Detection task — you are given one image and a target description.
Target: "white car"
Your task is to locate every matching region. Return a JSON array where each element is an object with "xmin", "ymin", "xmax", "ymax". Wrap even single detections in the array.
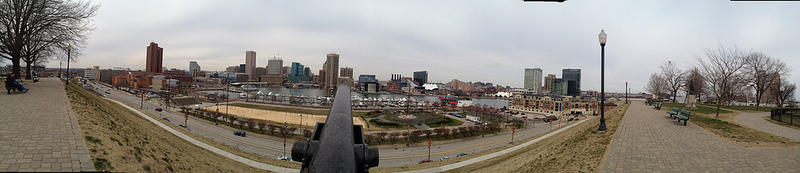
[
  {"xmin": 440, "ymin": 156, "xmax": 450, "ymax": 161},
  {"xmin": 277, "ymin": 156, "xmax": 291, "ymax": 161}
]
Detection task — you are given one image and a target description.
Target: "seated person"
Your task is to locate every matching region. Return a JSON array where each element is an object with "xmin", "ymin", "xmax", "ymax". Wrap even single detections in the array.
[{"xmin": 6, "ymin": 74, "xmax": 27, "ymax": 93}]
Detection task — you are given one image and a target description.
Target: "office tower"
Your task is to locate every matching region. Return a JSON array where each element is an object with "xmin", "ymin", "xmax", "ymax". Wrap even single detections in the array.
[
  {"xmin": 318, "ymin": 70, "xmax": 327, "ymax": 85},
  {"xmin": 325, "ymin": 53, "xmax": 339, "ymax": 90},
  {"xmin": 413, "ymin": 71, "xmax": 428, "ymax": 85},
  {"xmin": 562, "ymin": 68, "xmax": 581, "ymax": 96},
  {"xmin": 145, "ymin": 42, "xmax": 163, "ymax": 73},
  {"xmin": 524, "ymin": 68, "xmax": 542, "ymax": 94},
  {"xmin": 245, "ymin": 51, "xmax": 256, "ymax": 81},
  {"xmin": 189, "ymin": 61, "xmax": 200, "ymax": 77},
  {"xmin": 340, "ymin": 67, "xmax": 353, "ymax": 78},
  {"xmin": 267, "ymin": 57, "xmax": 283, "ymax": 75},
  {"xmin": 544, "ymin": 74, "xmax": 556, "ymax": 93}
]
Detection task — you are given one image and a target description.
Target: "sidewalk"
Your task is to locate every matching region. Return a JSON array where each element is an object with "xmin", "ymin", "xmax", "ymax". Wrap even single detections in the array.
[
  {"xmin": 0, "ymin": 78, "xmax": 94, "ymax": 172},
  {"xmin": 601, "ymin": 101, "xmax": 800, "ymax": 172}
]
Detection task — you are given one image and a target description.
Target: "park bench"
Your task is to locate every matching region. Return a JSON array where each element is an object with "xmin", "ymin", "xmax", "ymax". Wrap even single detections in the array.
[
  {"xmin": 654, "ymin": 102, "xmax": 662, "ymax": 110},
  {"xmin": 675, "ymin": 110, "xmax": 691, "ymax": 126},
  {"xmin": 666, "ymin": 107, "xmax": 680, "ymax": 118},
  {"xmin": 5, "ymin": 79, "xmax": 23, "ymax": 94}
]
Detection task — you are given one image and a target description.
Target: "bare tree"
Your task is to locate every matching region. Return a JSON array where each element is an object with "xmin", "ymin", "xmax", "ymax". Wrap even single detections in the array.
[
  {"xmin": 769, "ymin": 79, "xmax": 796, "ymax": 108},
  {"xmin": 256, "ymin": 121, "xmax": 266, "ymax": 133},
  {"xmin": 744, "ymin": 52, "xmax": 790, "ymax": 110},
  {"xmin": 267, "ymin": 124, "xmax": 277, "ymax": 135},
  {"xmin": 645, "ymin": 73, "xmax": 668, "ymax": 100},
  {"xmin": 694, "ymin": 44, "xmax": 747, "ymax": 119},
  {"xmin": 388, "ymin": 132, "xmax": 401, "ymax": 144},
  {"xmin": 660, "ymin": 61, "xmax": 685, "ymax": 102},
  {"xmin": 245, "ymin": 119, "xmax": 256, "ymax": 131},
  {"xmin": 0, "ymin": 0, "xmax": 98, "ymax": 78}
]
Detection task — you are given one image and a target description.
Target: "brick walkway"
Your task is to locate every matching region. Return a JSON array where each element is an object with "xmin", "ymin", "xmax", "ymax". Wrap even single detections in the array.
[
  {"xmin": 0, "ymin": 78, "xmax": 94, "ymax": 172},
  {"xmin": 602, "ymin": 101, "xmax": 800, "ymax": 172}
]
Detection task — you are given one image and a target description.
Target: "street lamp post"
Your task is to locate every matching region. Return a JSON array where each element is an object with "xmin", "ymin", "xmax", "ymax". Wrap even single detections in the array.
[
  {"xmin": 65, "ymin": 44, "xmax": 71, "ymax": 85},
  {"xmin": 598, "ymin": 30, "xmax": 608, "ymax": 131},
  {"xmin": 780, "ymin": 86, "xmax": 785, "ymax": 108}
]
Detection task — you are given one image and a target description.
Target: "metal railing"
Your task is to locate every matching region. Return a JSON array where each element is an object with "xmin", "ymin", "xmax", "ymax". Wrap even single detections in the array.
[
  {"xmin": 771, "ymin": 108, "xmax": 800, "ymax": 127},
  {"xmin": 292, "ymin": 84, "xmax": 379, "ymax": 173}
]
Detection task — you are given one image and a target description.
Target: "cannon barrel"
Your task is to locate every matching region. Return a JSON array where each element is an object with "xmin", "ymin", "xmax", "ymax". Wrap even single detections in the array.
[{"xmin": 292, "ymin": 84, "xmax": 379, "ymax": 173}]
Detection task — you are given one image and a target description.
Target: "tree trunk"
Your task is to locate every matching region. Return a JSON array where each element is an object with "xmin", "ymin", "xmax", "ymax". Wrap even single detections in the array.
[
  {"xmin": 755, "ymin": 90, "xmax": 762, "ymax": 111},
  {"xmin": 24, "ymin": 60, "xmax": 33, "ymax": 79},
  {"xmin": 715, "ymin": 101, "xmax": 721, "ymax": 120}
]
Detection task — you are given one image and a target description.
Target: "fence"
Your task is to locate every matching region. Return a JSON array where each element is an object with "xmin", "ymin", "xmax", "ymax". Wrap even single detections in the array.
[{"xmin": 770, "ymin": 108, "xmax": 800, "ymax": 127}]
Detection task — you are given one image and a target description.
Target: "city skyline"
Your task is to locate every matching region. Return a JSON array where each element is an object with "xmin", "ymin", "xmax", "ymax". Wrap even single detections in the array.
[{"xmin": 34, "ymin": 0, "xmax": 800, "ymax": 94}]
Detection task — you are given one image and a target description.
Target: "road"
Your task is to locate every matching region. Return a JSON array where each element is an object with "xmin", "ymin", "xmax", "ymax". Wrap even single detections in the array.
[{"xmin": 87, "ymin": 82, "xmax": 582, "ymax": 167}]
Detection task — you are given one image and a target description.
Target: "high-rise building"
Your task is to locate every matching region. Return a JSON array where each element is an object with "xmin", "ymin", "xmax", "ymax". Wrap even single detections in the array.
[
  {"xmin": 524, "ymin": 68, "xmax": 543, "ymax": 94},
  {"xmin": 391, "ymin": 74, "xmax": 402, "ymax": 81},
  {"xmin": 318, "ymin": 70, "xmax": 326, "ymax": 85},
  {"xmin": 289, "ymin": 62, "xmax": 310, "ymax": 82},
  {"xmin": 267, "ymin": 57, "xmax": 283, "ymax": 75},
  {"xmin": 239, "ymin": 64, "xmax": 246, "ymax": 73},
  {"xmin": 282, "ymin": 66, "xmax": 290, "ymax": 76},
  {"xmin": 544, "ymin": 74, "xmax": 556, "ymax": 93},
  {"xmin": 145, "ymin": 42, "xmax": 163, "ymax": 73},
  {"xmin": 413, "ymin": 71, "xmax": 428, "ymax": 85},
  {"xmin": 562, "ymin": 68, "xmax": 581, "ymax": 96},
  {"xmin": 189, "ymin": 61, "xmax": 201, "ymax": 77},
  {"xmin": 340, "ymin": 67, "xmax": 353, "ymax": 78},
  {"xmin": 325, "ymin": 53, "xmax": 339, "ymax": 90},
  {"xmin": 226, "ymin": 66, "xmax": 240, "ymax": 73},
  {"xmin": 245, "ymin": 51, "xmax": 256, "ymax": 81}
]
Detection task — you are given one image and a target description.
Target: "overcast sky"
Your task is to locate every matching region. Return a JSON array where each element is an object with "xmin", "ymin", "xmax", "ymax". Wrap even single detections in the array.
[{"xmin": 42, "ymin": 0, "xmax": 800, "ymax": 96}]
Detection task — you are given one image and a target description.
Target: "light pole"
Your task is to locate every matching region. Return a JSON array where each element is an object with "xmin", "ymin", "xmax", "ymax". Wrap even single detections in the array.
[
  {"xmin": 625, "ymin": 82, "xmax": 628, "ymax": 104},
  {"xmin": 598, "ymin": 30, "xmax": 608, "ymax": 131},
  {"xmin": 65, "ymin": 44, "xmax": 71, "ymax": 85},
  {"xmin": 780, "ymin": 86, "xmax": 785, "ymax": 108}
]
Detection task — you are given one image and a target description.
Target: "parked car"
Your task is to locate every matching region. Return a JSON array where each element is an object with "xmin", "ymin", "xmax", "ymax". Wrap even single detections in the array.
[
  {"xmin": 440, "ymin": 156, "xmax": 450, "ymax": 161},
  {"xmin": 277, "ymin": 156, "xmax": 291, "ymax": 161},
  {"xmin": 234, "ymin": 131, "xmax": 246, "ymax": 137},
  {"xmin": 155, "ymin": 108, "xmax": 162, "ymax": 112},
  {"xmin": 162, "ymin": 117, "xmax": 170, "ymax": 122},
  {"xmin": 418, "ymin": 159, "xmax": 433, "ymax": 164},
  {"xmin": 456, "ymin": 153, "xmax": 469, "ymax": 157}
]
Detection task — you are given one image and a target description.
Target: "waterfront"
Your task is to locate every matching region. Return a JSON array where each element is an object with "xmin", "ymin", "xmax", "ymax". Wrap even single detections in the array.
[{"xmin": 195, "ymin": 87, "xmax": 509, "ymax": 108}]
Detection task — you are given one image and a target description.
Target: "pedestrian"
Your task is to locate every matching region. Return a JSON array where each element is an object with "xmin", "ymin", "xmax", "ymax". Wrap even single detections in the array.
[{"xmin": 6, "ymin": 74, "xmax": 28, "ymax": 93}]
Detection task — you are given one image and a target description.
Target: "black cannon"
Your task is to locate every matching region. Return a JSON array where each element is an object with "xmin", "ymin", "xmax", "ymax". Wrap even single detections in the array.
[{"xmin": 292, "ymin": 84, "xmax": 379, "ymax": 172}]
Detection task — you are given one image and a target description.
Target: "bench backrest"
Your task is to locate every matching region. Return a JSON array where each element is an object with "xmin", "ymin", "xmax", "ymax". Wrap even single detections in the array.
[
  {"xmin": 680, "ymin": 110, "xmax": 691, "ymax": 117},
  {"xmin": 671, "ymin": 107, "xmax": 679, "ymax": 112}
]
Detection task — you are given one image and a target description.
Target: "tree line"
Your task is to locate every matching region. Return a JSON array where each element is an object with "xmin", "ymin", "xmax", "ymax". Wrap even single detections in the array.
[
  {"xmin": 0, "ymin": 0, "xmax": 97, "ymax": 79},
  {"xmin": 646, "ymin": 44, "xmax": 796, "ymax": 119}
]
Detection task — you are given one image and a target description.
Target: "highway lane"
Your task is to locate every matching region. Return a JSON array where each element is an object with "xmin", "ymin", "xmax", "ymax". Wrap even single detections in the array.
[{"xmin": 86, "ymin": 83, "xmax": 583, "ymax": 167}]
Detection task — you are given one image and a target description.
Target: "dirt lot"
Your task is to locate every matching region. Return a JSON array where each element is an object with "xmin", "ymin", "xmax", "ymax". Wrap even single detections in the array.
[
  {"xmin": 204, "ymin": 105, "xmax": 367, "ymax": 127},
  {"xmin": 67, "ymin": 82, "xmax": 275, "ymax": 172}
]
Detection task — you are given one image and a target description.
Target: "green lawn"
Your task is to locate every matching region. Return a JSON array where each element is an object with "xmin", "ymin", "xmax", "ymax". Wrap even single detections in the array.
[
  {"xmin": 661, "ymin": 102, "xmax": 732, "ymax": 114},
  {"xmin": 700, "ymin": 104, "xmax": 779, "ymax": 112}
]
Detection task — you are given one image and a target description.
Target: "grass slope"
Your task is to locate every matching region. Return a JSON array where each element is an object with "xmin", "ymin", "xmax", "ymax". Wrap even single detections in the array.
[{"xmin": 66, "ymin": 81, "xmax": 277, "ymax": 172}]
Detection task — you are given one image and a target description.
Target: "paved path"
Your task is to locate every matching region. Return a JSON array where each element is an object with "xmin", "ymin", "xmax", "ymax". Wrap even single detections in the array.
[
  {"xmin": 0, "ymin": 78, "xmax": 94, "ymax": 172},
  {"xmin": 725, "ymin": 108, "xmax": 800, "ymax": 142},
  {"xmin": 602, "ymin": 101, "xmax": 800, "ymax": 172}
]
